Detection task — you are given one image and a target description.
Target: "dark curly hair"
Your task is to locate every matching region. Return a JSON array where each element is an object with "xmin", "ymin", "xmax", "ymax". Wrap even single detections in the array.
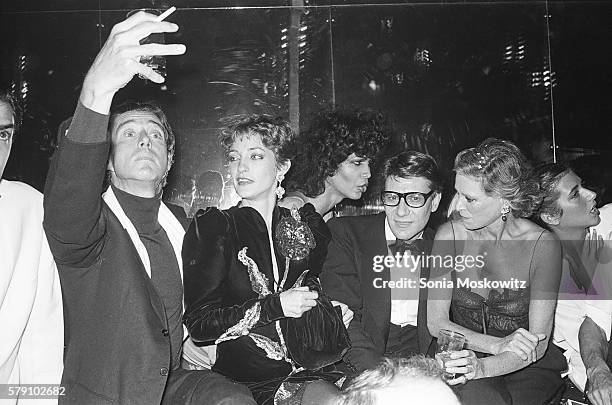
[
  {"xmin": 219, "ymin": 114, "xmax": 293, "ymax": 169},
  {"xmin": 284, "ymin": 108, "xmax": 391, "ymax": 197},
  {"xmin": 454, "ymin": 137, "xmax": 541, "ymax": 218}
]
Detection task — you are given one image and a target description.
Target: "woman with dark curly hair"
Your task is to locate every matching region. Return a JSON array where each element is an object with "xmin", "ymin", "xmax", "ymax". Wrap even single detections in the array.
[
  {"xmin": 427, "ymin": 138, "xmax": 566, "ymax": 405},
  {"xmin": 181, "ymin": 115, "xmax": 350, "ymax": 404},
  {"xmin": 279, "ymin": 108, "xmax": 390, "ymax": 220}
]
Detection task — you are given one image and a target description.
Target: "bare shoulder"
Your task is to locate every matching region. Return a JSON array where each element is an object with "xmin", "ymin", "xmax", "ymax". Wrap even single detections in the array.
[
  {"xmin": 513, "ymin": 218, "xmax": 552, "ymax": 240},
  {"xmin": 516, "ymin": 220, "xmax": 562, "ymax": 260}
]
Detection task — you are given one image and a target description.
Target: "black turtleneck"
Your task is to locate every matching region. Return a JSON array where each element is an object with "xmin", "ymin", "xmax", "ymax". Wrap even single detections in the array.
[{"xmin": 112, "ymin": 184, "xmax": 183, "ymax": 370}]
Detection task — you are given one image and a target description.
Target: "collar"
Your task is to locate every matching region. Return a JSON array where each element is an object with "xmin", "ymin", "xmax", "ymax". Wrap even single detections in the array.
[
  {"xmin": 102, "ymin": 186, "xmax": 185, "ymax": 279},
  {"xmin": 111, "ymin": 184, "xmax": 161, "ymax": 234}
]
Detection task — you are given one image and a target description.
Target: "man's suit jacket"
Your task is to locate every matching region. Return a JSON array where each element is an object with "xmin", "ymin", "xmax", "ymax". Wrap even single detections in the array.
[
  {"xmin": 321, "ymin": 212, "xmax": 435, "ymax": 372},
  {"xmin": 43, "ymin": 104, "xmax": 179, "ymax": 405}
]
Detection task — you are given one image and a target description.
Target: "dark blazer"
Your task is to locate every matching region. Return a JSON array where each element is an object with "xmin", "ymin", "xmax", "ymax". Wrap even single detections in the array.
[
  {"xmin": 43, "ymin": 104, "xmax": 177, "ymax": 405},
  {"xmin": 320, "ymin": 212, "xmax": 435, "ymax": 372}
]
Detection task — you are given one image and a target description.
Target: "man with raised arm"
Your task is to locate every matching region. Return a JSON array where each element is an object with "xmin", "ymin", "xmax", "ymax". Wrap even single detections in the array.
[{"xmin": 43, "ymin": 11, "xmax": 254, "ymax": 405}]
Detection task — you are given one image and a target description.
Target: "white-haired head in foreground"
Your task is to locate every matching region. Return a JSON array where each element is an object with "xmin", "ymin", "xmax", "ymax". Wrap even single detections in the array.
[{"xmin": 337, "ymin": 356, "xmax": 461, "ymax": 405}]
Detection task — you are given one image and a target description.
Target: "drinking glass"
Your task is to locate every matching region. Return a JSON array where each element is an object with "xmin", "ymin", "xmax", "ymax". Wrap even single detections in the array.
[
  {"xmin": 126, "ymin": 8, "xmax": 167, "ymax": 78},
  {"xmin": 435, "ymin": 329, "xmax": 466, "ymax": 381}
]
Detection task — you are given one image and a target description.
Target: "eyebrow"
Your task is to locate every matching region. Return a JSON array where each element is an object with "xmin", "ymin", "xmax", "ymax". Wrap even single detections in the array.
[
  {"xmin": 228, "ymin": 147, "xmax": 265, "ymax": 153},
  {"xmin": 455, "ymin": 189, "xmax": 474, "ymax": 198},
  {"xmin": 568, "ymin": 184, "xmax": 579, "ymax": 196},
  {"xmin": 0, "ymin": 123, "xmax": 15, "ymax": 130},
  {"xmin": 385, "ymin": 190, "xmax": 432, "ymax": 194},
  {"xmin": 116, "ymin": 119, "xmax": 164, "ymax": 135}
]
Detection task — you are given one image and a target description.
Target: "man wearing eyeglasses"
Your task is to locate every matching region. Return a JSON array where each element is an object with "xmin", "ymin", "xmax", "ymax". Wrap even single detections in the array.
[{"xmin": 321, "ymin": 150, "xmax": 443, "ymax": 373}]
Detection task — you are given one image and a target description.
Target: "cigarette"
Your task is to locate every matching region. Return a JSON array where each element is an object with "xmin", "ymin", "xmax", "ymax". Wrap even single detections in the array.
[{"xmin": 155, "ymin": 6, "xmax": 176, "ymax": 22}]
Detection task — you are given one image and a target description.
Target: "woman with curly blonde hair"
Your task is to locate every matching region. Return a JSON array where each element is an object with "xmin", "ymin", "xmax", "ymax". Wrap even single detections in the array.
[{"xmin": 427, "ymin": 138, "xmax": 566, "ymax": 405}]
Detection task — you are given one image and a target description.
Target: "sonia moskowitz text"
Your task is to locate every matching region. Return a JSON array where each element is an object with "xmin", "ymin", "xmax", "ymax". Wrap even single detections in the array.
[{"xmin": 372, "ymin": 277, "xmax": 528, "ymax": 290}]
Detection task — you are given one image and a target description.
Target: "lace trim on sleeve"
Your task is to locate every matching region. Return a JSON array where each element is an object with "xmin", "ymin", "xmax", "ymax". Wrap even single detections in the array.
[
  {"xmin": 215, "ymin": 302, "xmax": 261, "ymax": 344},
  {"xmin": 238, "ymin": 247, "xmax": 272, "ymax": 297},
  {"xmin": 249, "ymin": 333, "xmax": 287, "ymax": 361}
]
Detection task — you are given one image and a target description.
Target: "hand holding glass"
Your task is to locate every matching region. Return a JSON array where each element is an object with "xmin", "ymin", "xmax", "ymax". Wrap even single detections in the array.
[
  {"xmin": 126, "ymin": 6, "xmax": 176, "ymax": 78},
  {"xmin": 435, "ymin": 329, "xmax": 467, "ymax": 381}
]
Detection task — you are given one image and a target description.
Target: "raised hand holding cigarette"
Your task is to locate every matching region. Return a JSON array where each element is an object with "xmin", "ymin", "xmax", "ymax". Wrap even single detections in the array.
[
  {"xmin": 155, "ymin": 6, "xmax": 177, "ymax": 22},
  {"xmin": 80, "ymin": 6, "xmax": 185, "ymax": 114}
]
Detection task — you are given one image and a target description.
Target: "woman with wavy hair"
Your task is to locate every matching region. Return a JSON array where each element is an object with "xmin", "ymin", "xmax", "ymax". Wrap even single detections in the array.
[
  {"xmin": 182, "ymin": 115, "xmax": 349, "ymax": 404},
  {"xmin": 427, "ymin": 138, "xmax": 566, "ymax": 405},
  {"xmin": 279, "ymin": 108, "xmax": 390, "ymax": 220}
]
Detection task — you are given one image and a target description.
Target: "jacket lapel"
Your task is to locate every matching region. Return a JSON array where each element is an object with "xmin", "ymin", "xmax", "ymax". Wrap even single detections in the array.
[
  {"xmin": 103, "ymin": 205, "xmax": 168, "ymax": 326},
  {"xmin": 417, "ymin": 227, "xmax": 435, "ymax": 354},
  {"xmin": 361, "ymin": 213, "xmax": 392, "ymax": 342}
]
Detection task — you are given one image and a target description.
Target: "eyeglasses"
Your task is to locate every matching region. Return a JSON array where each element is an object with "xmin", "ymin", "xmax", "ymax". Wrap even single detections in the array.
[{"xmin": 381, "ymin": 190, "xmax": 435, "ymax": 208}]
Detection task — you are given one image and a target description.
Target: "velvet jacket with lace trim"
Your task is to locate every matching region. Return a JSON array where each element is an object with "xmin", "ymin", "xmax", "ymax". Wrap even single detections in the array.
[{"xmin": 182, "ymin": 203, "xmax": 331, "ymax": 383}]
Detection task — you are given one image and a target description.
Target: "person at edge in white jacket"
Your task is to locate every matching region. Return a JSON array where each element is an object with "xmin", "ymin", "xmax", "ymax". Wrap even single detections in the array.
[{"xmin": 0, "ymin": 90, "xmax": 63, "ymax": 404}]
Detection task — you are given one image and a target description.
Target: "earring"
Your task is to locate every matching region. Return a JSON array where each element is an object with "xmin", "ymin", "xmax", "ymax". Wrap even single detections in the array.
[
  {"xmin": 276, "ymin": 175, "xmax": 285, "ymax": 199},
  {"xmin": 501, "ymin": 205, "xmax": 510, "ymax": 222}
]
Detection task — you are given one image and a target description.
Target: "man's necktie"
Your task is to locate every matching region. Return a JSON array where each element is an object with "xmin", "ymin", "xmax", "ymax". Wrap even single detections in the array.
[{"xmin": 389, "ymin": 239, "xmax": 421, "ymax": 301}]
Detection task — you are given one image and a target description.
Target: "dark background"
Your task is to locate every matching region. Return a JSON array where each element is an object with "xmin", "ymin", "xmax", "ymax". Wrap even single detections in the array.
[{"xmin": 1, "ymin": 0, "xmax": 611, "ymax": 211}]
